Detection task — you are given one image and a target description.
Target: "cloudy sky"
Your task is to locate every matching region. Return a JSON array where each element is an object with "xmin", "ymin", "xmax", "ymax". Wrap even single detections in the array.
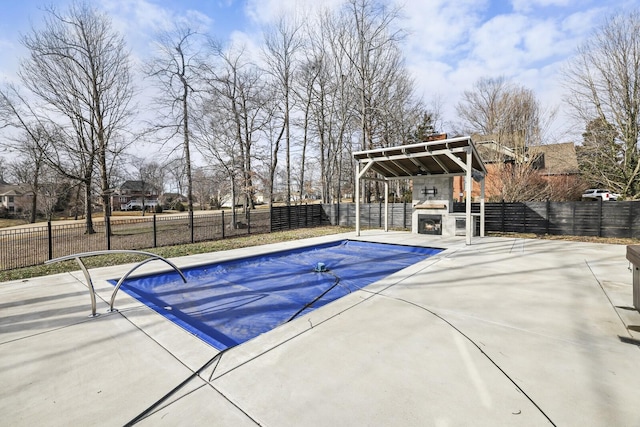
[{"xmin": 0, "ymin": 0, "xmax": 637, "ymax": 143}]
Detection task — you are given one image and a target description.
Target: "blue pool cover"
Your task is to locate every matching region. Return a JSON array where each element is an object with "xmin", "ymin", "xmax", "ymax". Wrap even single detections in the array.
[{"xmin": 111, "ymin": 240, "xmax": 441, "ymax": 350}]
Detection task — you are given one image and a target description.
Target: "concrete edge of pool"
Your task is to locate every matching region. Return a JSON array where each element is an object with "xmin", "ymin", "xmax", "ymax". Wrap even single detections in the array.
[{"xmin": 2, "ymin": 230, "xmax": 640, "ymax": 426}]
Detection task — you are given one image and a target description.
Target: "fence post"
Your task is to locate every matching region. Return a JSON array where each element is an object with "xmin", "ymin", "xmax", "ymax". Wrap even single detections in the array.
[
  {"xmin": 247, "ymin": 209, "xmax": 251, "ymax": 234},
  {"xmin": 48, "ymin": 221, "xmax": 53, "ymax": 260},
  {"xmin": 379, "ymin": 202, "xmax": 382, "ymax": 228},
  {"xmin": 403, "ymin": 202, "xmax": 407, "ymax": 229},
  {"xmin": 221, "ymin": 210, "xmax": 225, "ymax": 238},
  {"xmin": 598, "ymin": 199, "xmax": 603, "ymax": 237},
  {"xmin": 522, "ymin": 203, "xmax": 527, "ymax": 233},
  {"xmin": 501, "ymin": 201, "xmax": 505, "ymax": 232},
  {"xmin": 106, "ymin": 216, "xmax": 111, "ymax": 251},
  {"xmin": 546, "ymin": 200, "xmax": 550, "ymax": 235},
  {"xmin": 153, "ymin": 214, "xmax": 157, "ymax": 248},
  {"xmin": 190, "ymin": 211, "xmax": 194, "ymax": 243},
  {"xmin": 347, "ymin": 204, "xmax": 350, "ymax": 227},
  {"xmin": 629, "ymin": 202, "xmax": 634, "ymax": 239}
]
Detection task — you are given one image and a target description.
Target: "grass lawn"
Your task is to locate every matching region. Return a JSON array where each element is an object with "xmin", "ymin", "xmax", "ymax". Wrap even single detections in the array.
[{"xmin": 0, "ymin": 218, "xmax": 27, "ymax": 228}]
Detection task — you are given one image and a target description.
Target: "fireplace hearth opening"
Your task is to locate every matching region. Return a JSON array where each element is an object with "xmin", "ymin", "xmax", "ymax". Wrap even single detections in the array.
[{"xmin": 418, "ymin": 215, "xmax": 442, "ymax": 235}]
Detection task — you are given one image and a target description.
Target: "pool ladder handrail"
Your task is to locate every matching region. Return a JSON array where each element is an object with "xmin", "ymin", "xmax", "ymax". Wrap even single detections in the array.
[{"xmin": 45, "ymin": 250, "xmax": 187, "ymax": 317}]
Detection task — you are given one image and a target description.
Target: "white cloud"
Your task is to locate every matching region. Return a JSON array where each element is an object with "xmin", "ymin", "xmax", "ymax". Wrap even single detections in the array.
[
  {"xmin": 245, "ymin": 0, "xmax": 343, "ymax": 25},
  {"xmin": 401, "ymin": 0, "xmax": 487, "ymax": 60},
  {"xmin": 511, "ymin": 0, "xmax": 572, "ymax": 13},
  {"xmin": 560, "ymin": 8, "xmax": 605, "ymax": 36},
  {"xmin": 0, "ymin": 38, "xmax": 23, "ymax": 85},
  {"xmin": 399, "ymin": 0, "xmax": 617, "ymax": 136},
  {"xmin": 101, "ymin": 0, "xmax": 173, "ymax": 32}
]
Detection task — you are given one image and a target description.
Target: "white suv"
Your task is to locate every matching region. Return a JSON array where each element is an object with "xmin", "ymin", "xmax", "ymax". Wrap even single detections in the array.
[{"xmin": 581, "ymin": 189, "xmax": 620, "ymax": 201}]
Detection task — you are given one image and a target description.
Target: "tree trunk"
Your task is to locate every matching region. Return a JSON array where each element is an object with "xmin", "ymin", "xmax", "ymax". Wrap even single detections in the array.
[{"xmin": 83, "ymin": 180, "xmax": 95, "ymax": 234}]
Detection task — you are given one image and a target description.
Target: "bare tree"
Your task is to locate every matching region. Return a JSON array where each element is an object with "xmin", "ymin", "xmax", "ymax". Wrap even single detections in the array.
[
  {"xmin": 191, "ymin": 167, "xmax": 217, "ymax": 210},
  {"xmin": 334, "ymin": 0, "xmax": 409, "ymax": 202},
  {"xmin": 123, "ymin": 156, "xmax": 164, "ymax": 215},
  {"xmin": 339, "ymin": 0, "xmax": 403, "ymax": 149},
  {"xmin": 456, "ymin": 76, "xmax": 546, "ymax": 156},
  {"xmin": 0, "ymin": 87, "xmax": 49, "ymax": 223},
  {"xmin": 262, "ymin": 15, "xmax": 304, "ymax": 206},
  {"xmin": 195, "ymin": 42, "xmax": 269, "ymax": 226},
  {"xmin": 206, "ymin": 42, "xmax": 266, "ymax": 211},
  {"xmin": 145, "ymin": 26, "xmax": 204, "ymax": 215},
  {"xmin": 564, "ymin": 10, "xmax": 640, "ymax": 199},
  {"xmin": 7, "ymin": 129, "xmax": 49, "ymax": 222},
  {"xmin": 9, "ymin": 158, "xmax": 65, "ymax": 220},
  {"xmin": 164, "ymin": 157, "xmax": 187, "ymax": 199},
  {"xmin": 16, "ymin": 3, "xmax": 134, "ymax": 232},
  {"xmin": 0, "ymin": 157, "xmax": 6, "ymax": 182},
  {"xmin": 485, "ymin": 160, "xmax": 550, "ymax": 202},
  {"xmin": 261, "ymin": 86, "xmax": 285, "ymax": 206}
]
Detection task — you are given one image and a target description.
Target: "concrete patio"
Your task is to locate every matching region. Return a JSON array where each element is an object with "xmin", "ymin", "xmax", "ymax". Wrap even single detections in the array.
[{"xmin": 1, "ymin": 231, "xmax": 639, "ymax": 426}]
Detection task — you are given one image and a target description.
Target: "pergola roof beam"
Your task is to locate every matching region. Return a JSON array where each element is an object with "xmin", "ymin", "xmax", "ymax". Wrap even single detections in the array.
[
  {"xmin": 430, "ymin": 154, "xmax": 449, "ymax": 173},
  {"xmin": 443, "ymin": 150, "xmax": 469, "ymax": 171},
  {"xmin": 403, "ymin": 150, "xmax": 431, "ymax": 174},
  {"xmin": 388, "ymin": 157, "xmax": 414, "ymax": 176}
]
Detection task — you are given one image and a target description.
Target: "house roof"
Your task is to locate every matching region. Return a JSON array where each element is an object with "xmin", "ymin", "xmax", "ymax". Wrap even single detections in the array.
[
  {"xmin": 0, "ymin": 181, "xmax": 30, "ymax": 196},
  {"xmin": 473, "ymin": 139, "xmax": 580, "ymax": 175},
  {"xmin": 529, "ymin": 142, "xmax": 580, "ymax": 175},
  {"xmin": 118, "ymin": 180, "xmax": 160, "ymax": 193},
  {"xmin": 352, "ymin": 136, "xmax": 487, "ymax": 179}
]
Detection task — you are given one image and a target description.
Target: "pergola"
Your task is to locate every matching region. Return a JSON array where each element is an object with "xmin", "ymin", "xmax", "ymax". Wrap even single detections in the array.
[{"xmin": 352, "ymin": 135, "xmax": 487, "ymax": 245}]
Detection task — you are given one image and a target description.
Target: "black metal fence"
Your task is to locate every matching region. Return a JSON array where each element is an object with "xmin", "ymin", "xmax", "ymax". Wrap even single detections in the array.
[{"xmin": 0, "ymin": 210, "xmax": 270, "ymax": 272}]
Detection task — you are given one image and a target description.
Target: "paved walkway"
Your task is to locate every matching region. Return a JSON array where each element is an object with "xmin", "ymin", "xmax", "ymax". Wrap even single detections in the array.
[{"xmin": 1, "ymin": 231, "xmax": 639, "ymax": 426}]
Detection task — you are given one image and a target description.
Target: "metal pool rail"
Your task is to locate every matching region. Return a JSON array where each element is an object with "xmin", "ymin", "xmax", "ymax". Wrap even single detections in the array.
[{"xmin": 45, "ymin": 250, "xmax": 187, "ymax": 317}]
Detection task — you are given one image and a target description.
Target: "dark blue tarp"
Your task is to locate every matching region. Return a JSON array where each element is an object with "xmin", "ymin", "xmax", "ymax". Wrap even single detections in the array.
[{"xmin": 110, "ymin": 240, "xmax": 441, "ymax": 350}]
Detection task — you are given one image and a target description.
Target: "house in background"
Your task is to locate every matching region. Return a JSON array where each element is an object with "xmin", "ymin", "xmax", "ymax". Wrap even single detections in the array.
[
  {"xmin": 528, "ymin": 142, "xmax": 580, "ymax": 178},
  {"xmin": 0, "ymin": 179, "xmax": 33, "ymax": 216},
  {"xmin": 158, "ymin": 192, "xmax": 187, "ymax": 210},
  {"xmin": 111, "ymin": 180, "xmax": 160, "ymax": 211},
  {"xmin": 452, "ymin": 140, "xmax": 582, "ymax": 202}
]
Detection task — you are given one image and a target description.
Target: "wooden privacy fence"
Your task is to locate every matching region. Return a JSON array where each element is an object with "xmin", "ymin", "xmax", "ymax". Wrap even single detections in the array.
[
  {"xmin": 321, "ymin": 203, "xmax": 411, "ymax": 229},
  {"xmin": 319, "ymin": 201, "xmax": 640, "ymax": 238},
  {"xmin": 270, "ymin": 204, "xmax": 328, "ymax": 231},
  {"xmin": 453, "ymin": 201, "xmax": 640, "ymax": 238}
]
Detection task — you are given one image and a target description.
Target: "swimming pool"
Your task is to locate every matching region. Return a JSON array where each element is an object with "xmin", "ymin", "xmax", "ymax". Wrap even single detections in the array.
[{"xmin": 110, "ymin": 240, "xmax": 441, "ymax": 350}]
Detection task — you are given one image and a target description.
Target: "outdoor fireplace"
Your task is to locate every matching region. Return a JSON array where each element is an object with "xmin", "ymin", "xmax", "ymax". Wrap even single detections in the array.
[{"xmin": 418, "ymin": 215, "xmax": 442, "ymax": 235}]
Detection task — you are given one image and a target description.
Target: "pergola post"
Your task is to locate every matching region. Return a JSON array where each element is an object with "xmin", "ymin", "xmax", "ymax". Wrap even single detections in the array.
[
  {"xmin": 355, "ymin": 162, "xmax": 361, "ymax": 236},
  {"xmin": 384, "ymin": 180, "xmax": 389, "ymax": 232},
  {"xmin": 480, "ymin": 177, "xmax": 485, "ymax": 237},
  {"xmin": 465, "ymin": 148, "xmax": 472, "ymax": 245}
]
